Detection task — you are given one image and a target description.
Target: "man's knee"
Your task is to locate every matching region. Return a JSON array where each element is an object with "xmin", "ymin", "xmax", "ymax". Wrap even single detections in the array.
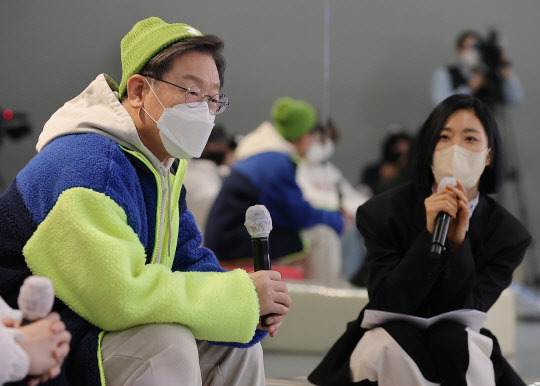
[
  {"xmin": 311, "ymin": 225, "xmax": 342, "ymax": 264},
  {"xmin": 102, "ymin": 323, "xmax": 200, "ymax": 385},
  {"xmin": 144, "ymin": 323, "xmax": 198, "ymax": 359},
  {"xmin": 305, "ymin": 224, "xmax": 340, "ymax": 244},
  {"xmin": 197, "ymin": 342, "xmax": 265, "ymax": 385}
]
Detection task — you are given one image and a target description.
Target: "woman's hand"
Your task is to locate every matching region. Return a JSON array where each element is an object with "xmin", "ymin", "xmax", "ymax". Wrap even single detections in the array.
[
  {"xmin": 425, "ymin": 180, "xmax": 469, "ymax": 251},
  {"xmin": 17, "ymin": 312, "xmax": 71, "ymax": 383}
]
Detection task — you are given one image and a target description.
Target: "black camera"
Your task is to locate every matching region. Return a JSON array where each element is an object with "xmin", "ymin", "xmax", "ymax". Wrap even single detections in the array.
[
  {"xmin": 477, "ymin": 30, "xmax": 504, "ymax": 72},
  {"xmin": 475, "ymin": 30, "xmax": 506, "ymax": 108},
  {"xmin": 0, "ymin": 107, "xmax": 32, "ymax": 146}
]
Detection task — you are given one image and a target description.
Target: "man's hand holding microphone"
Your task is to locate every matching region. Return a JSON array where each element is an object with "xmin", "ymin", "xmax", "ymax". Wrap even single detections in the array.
[{"xmin": 245, "ymin": 205, "xmax": 291, "ymax": 338}]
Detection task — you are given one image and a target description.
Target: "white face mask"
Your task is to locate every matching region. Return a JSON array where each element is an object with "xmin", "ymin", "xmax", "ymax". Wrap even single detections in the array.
[
  {"xmin": 459, "ymin": 48, "xmax": 481, "ymax": 70},
  {"xmin": 432, "ymin": 145, "xmax": 490, "ymax": 190},
  {"xmin": 305, "ymin": 140, "xmax": 335, "ymax": 163},
  {"xmin": 142, "ymin": 79, "xmax": 215, "ymax": 159}
]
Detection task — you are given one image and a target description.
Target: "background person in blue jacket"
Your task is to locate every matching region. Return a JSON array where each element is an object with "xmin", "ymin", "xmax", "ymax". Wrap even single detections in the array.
[{"xmin": 206, "ymin": 97, "xmax": 349, "ymax": 283}]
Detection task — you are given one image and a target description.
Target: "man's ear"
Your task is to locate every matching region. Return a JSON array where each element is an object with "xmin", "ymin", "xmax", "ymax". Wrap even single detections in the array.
[{"xmin": 125, "ymin": 75, "xmax": 147, "ymax": 109}]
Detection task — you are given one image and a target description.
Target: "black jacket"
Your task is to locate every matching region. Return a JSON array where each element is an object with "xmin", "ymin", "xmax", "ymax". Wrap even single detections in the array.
[{"xmin": 309, "ymin": 182, "xmax": 531, "ymax": 385}]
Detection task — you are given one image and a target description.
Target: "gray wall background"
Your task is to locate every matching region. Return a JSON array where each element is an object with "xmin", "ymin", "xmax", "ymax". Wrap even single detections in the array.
[{"xmin": 1, "ymin": 1, "xmax": 539, "ymax": 278}]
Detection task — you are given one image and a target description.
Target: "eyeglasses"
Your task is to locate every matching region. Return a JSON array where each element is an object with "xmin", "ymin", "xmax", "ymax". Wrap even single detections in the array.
[{"xmin": 142, "ymin": 74, "xmax": 229, "ymax": 115}]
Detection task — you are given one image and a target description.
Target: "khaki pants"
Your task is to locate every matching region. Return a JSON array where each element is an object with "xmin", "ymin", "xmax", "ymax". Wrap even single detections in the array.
[
  {"xmin": 302, "ymin": 225, "xmax": 342, "ymax": 284},
  {"xmin": 101, "ymin": 323, "xmax": 265, "ymax": 386}
]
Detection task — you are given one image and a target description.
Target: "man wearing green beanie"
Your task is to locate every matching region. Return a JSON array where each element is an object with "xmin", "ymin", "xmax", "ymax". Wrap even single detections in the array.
[
  {"xmin": 0, "ymin": 17, "xmax": 291, "ymax": 385},
  {"xmin": 206, "ymin": 97, "xmax": 346, "ymax": 281}
]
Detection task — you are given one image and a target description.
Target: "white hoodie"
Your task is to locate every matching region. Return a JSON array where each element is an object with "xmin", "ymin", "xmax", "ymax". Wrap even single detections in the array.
[
  {"xmin": 38, "ymin": 73, "xmax": 177, "ymax": 263},
  {"xmin": 37, "ymin": 74, "xmax": 165, "ymax": 170},
  {"xmin": 234, "ymin": 121, "xmax": 296, "ymax": 161}
]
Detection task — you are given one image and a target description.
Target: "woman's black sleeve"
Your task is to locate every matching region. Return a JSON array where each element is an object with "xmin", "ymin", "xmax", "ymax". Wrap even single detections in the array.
[
  {"xmin": 357, "ymin": 203, "xmax": 447, "ymax": 314},
  {"xmin": 433, "ymin": 207, "xmax": 531, "ymax": 312}
]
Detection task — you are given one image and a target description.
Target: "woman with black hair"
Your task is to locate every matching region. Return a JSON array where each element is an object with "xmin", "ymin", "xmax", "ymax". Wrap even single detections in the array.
[{"xmin": 309, "ymin": 94, "xmax": 530, "ymax": 386}]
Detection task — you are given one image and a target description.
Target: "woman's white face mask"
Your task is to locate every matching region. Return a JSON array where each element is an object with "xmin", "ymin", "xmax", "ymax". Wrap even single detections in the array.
[
  {"xmin": 142, "ymin": 78, "xmax": 215, "ymax": 159},
  {"xmin": 431, "ymin": 145, "xmax": 490, "ymax": 190}
]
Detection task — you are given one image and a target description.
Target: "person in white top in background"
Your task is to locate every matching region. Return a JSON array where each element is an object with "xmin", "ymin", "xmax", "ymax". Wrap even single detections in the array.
[
  {"xmin": 297, "ymin": 120, "xmax": 371, "ymax": 280},
  {"xmin": 184, "ymin": 125, "xmax": 237, "ymax": 239}
]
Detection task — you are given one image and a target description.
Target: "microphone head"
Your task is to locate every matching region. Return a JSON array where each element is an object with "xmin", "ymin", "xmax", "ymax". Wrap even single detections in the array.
[
  {"xmin": 245, "ymin": 205, "xmax": 273, "ymax": 238},
  {"xmin": 437, "ymin": 176, "xmax": 458, "ymax": 191},
  {"xmin": 17, "ymin": 276, "xmax": 55, "ymax": 321}
]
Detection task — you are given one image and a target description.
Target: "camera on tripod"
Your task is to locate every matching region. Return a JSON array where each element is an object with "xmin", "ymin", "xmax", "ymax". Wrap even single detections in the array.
[
  {"xmin": 474, "ymin": 30, "xmax": 509, "ymax": 108},
  {"xmin": 0, "ymin": 107, "xmax": 32, "ymax": 147}
]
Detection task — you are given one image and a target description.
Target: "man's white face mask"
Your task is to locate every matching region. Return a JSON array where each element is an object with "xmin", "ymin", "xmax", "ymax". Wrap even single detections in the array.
[
  {"xmin": 305, "ymin": 140, "xmax": 335, "ymax": 164},
  {"xmin": 142, "ymin": 78, "xmax": 215, "ymax": 159},
  {"xmin": 431, "ymin": 145, "xmax": 490, "ymax": 190},
  {"xmin": 459, "ymin": 48, "xmax": 481, "ymax": 70}
]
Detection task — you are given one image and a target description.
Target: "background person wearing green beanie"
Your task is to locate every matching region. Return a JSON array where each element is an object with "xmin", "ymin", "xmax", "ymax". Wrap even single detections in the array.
[
  {"xmin": 0, "ymin": 17, "xmax": 291, "ymax": 386},
  {"xmin": 205, "ymin": 97, "xmax": 348, "ymax": 283}
]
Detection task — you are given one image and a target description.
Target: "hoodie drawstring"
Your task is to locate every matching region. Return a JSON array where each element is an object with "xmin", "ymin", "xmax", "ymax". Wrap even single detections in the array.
[{"xmin": 167, "ymin": 170, "xmax": 173, "ymax": 259}]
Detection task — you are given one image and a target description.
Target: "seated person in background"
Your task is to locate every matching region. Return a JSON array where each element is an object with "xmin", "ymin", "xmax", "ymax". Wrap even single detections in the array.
[
  {"xmin": 184, "ymin": 125, "xmax": 235, "ymax": 238},
  {"xmin": 360, "ymin": 128, "xmax": 413, "ymax": 195},
  {"xmin": 296, "ymin": 119, "xmax": 370, "ymax": 279},
  {"xmin": 310, "ymin": 94, "xmax": 530, "ymax": 385},
  {"xmin": 430, "ymin": 30, "xmax": 524, "ymax": 108},
  {"xmin": 0, "ymin": 296, "xmax": 70, "ymax": 386},
  {"xmin": 206, "ymin": 97, "xmax": 347, "ymax": 283},
  {"xmin": 0, "ymin": 17, "xmax": 290, "ymax": 386}
]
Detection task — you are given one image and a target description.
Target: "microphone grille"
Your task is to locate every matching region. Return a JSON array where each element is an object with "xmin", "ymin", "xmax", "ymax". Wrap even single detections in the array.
[
  {"xmin": 17, "ymin": 276, "xmax": 55, "ymax": 321},
  {"xmin": 245, "ymin": 205, "xmax": 273, "ymax": 238},
  {"xmin": 437, "ymin": 176, "xmax": 457, "ymax": 191}
]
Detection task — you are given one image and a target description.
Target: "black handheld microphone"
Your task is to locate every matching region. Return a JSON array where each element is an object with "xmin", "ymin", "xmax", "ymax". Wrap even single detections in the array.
[
  {"xmin": 245, "ymin": 205, "xmax": 273, "ymax": 327},
  {"xmin": 430, "ymin": 177, "xmax": 458, "ymax": 259}
]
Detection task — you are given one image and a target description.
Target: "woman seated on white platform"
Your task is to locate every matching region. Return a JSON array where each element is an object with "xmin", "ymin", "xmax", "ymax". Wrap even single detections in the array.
[{"xmin": 309, "ymin": 94, "xmax": 530, "ymax": 386}]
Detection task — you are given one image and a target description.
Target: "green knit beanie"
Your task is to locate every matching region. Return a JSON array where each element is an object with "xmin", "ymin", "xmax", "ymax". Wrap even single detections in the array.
[
  {"xmin": 118, "ymin": 17, "xmax": 203, "ymax": 99},
  {"xmin": 271, "ymin": 97, "xmax": 318, "ymax": 141}
]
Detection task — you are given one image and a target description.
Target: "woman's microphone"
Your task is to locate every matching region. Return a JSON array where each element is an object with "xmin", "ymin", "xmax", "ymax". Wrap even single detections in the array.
[
  {"xmin": 17, "ymin": 276, "xmax": 55, "ymax": 325},
  {"xmin": 244, "ymin": 205, "xmax": 273, "ymax": 326},
  {"xmin": 430, "ymin": 177, "xmax": 458, "ymax": 259}
]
